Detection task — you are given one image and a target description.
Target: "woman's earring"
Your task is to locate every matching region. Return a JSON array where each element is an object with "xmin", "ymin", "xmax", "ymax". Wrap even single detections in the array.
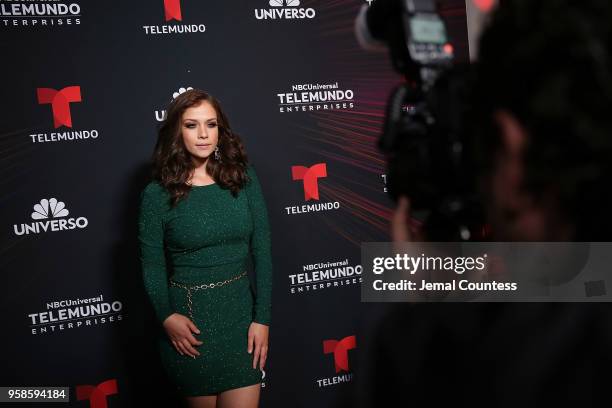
[{"xmin": 214, "ymin": 145, "xmax": 221, "ymax": 161}]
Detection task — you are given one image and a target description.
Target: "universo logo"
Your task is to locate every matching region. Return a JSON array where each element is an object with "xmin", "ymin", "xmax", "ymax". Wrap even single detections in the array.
[
  {"xmin": 13, "ymin": 198, "xmax": 88, "ymax": 236},
  {"xmin": 255, "ymin": 0, "xmax": 316, "ymax": 20}
]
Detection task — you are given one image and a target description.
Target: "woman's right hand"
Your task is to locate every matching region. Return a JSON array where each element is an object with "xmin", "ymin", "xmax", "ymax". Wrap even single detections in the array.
[{"xmin": 162, "ymin": 313, "xmax": 203, "ymax": 358}]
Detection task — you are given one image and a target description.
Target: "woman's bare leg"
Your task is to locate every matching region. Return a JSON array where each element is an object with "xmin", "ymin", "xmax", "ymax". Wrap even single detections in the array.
[
  {"xmin": 185, "ymin": 395, "xmax": 217, "ymax": 408},
  {"xmin": 216, "ymin": 383, "xmax": 261, "ymax": 408}
]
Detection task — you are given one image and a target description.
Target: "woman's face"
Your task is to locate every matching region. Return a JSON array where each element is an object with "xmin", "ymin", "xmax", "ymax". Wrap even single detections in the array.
[{"xmin": 180, "ymin": 100, "xmax": 219, "ymax": 163}]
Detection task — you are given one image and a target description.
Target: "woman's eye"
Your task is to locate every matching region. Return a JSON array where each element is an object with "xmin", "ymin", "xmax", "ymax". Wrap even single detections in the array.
[
  {"xmin": 208, "ymin": 123, "xmax": 217, "ymax": 128},
  {"xmin": 186, "ymin": 124, "xmax": 196, "ymax": 129}
]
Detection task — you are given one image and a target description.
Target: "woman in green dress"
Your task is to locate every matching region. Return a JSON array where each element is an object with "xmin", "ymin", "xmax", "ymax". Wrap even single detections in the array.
[{"xmin": 138, "ymin": 89, "xmax": 272, "ymax": 408}]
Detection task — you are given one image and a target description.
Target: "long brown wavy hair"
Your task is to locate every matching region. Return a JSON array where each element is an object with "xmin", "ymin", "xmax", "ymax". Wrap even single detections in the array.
[{"xmin": 151, "ymin": 89, "xmax": 250, "ymax": 207}]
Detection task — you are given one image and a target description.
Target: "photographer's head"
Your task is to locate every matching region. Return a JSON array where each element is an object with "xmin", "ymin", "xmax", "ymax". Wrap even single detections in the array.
[{"xmin": 475, "ymin": 0, "xmax": 612, "ymax": 240}]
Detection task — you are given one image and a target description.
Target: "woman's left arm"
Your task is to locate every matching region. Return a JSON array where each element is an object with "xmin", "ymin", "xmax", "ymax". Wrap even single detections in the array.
[
  {"xmin": 244, "ymin": 164, "xmax": 273, "ymax": 369},
  {"xmin": 245, "ymin": 164, "xmax": 272, "ymax": 325}
]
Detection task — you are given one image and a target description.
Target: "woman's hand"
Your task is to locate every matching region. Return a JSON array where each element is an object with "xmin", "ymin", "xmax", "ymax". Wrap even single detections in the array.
[
  {"xmin": 162, "ymin": 313, "xmax": 203, "ymax": 358},
  {"xmin": 247, "ymin": 322, "xmax": 269, "ymax": 370}
]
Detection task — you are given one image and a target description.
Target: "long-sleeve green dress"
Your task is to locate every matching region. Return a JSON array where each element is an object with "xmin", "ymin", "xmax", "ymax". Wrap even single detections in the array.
[{"xmin": 138, "ymin": 164, "xmax": 272, "ymax": 396}]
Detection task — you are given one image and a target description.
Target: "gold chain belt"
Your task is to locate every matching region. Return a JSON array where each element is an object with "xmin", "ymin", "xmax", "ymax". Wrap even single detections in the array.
[{"xmin": 169, "ymin": 271, "xmax": 247, "ymax": 322}]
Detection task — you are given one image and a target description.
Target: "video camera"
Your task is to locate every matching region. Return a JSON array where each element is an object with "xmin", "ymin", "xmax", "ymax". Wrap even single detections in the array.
[{"xmin": 359, "ymin": 0, "xmax": 485, "ymax": 241}]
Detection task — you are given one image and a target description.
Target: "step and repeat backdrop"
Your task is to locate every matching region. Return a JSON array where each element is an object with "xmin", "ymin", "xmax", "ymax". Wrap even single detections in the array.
[{"xmin": 2, "ymin": 1, "xmax": 468, "ymax": 406}]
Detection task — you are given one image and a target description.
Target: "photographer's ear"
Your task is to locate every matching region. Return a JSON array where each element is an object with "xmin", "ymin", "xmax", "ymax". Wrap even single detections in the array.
[
  {"xmin": 490, "ymin": 110, "xmax": 527, "ymax": 209},
  {"xmin": 494, "ymin": 110, "xmax": 526, "ymax": 157},
  {"xmin": 492, "ymin": 110, "xmax": 527, "ymax": 199}
]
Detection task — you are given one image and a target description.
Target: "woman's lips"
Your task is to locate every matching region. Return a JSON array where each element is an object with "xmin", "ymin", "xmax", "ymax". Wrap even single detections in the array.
[{"xmin": 196, "ymin": 144, "xmax": 211, "ymax": 149}]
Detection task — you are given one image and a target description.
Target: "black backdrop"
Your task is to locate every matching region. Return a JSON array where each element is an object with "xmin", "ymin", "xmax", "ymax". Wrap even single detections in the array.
[{"xmin": 1, "ymin": 1, "xmax": 468, "ymax": 406}]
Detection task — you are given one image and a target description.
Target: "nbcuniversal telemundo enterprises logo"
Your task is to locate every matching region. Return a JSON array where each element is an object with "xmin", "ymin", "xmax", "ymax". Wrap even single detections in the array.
[
  {"xmin": 285, "ymin": 163, "xmax": 341, "ymax": 215},
  {"xmin": 32, "ymin": 85, "xmax": 100, "ymax": 144},
  {"xmin": 29, "ymin": 293, "xmax": 123, "ymax": 335},
  {"xmin": 13, "ymin": 198, "xmax": 88, "ymax": 236},
  {"xmin": 143, "ymin": 0, "xmax": 206, "ymax": 35},
  {"xmin": 289, "ymin": 258, "xmax": 363, "ymax": 295},
  {"xmin": 1, "ymin": 0, "xmax": 82, "ymax": 28},
  {"xmin": 254, "ymin": 0, "xmax": 316, "ymax": 20},
  {"xmin": 277, "ymin": 81, "xmax": 355, "ymax": 113}
]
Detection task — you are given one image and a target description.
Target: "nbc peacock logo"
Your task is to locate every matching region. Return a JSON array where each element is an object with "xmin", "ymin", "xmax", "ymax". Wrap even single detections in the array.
[
  {"xmin": 271, "ymin": 0, "xmax": 300, "ymax": 5},
  {"xmin": 155, "ymin": 86, "xmax": 194, "ymax": 122},
  {"xmin": 13, "ymin": 198, "xmax": 89, "ymax": 236}
]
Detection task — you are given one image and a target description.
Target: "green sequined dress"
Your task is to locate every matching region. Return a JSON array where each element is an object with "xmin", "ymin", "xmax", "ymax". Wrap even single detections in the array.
[{"xmin": 138, "ymin": 164, "xmax": 272, "ymax": 396}]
